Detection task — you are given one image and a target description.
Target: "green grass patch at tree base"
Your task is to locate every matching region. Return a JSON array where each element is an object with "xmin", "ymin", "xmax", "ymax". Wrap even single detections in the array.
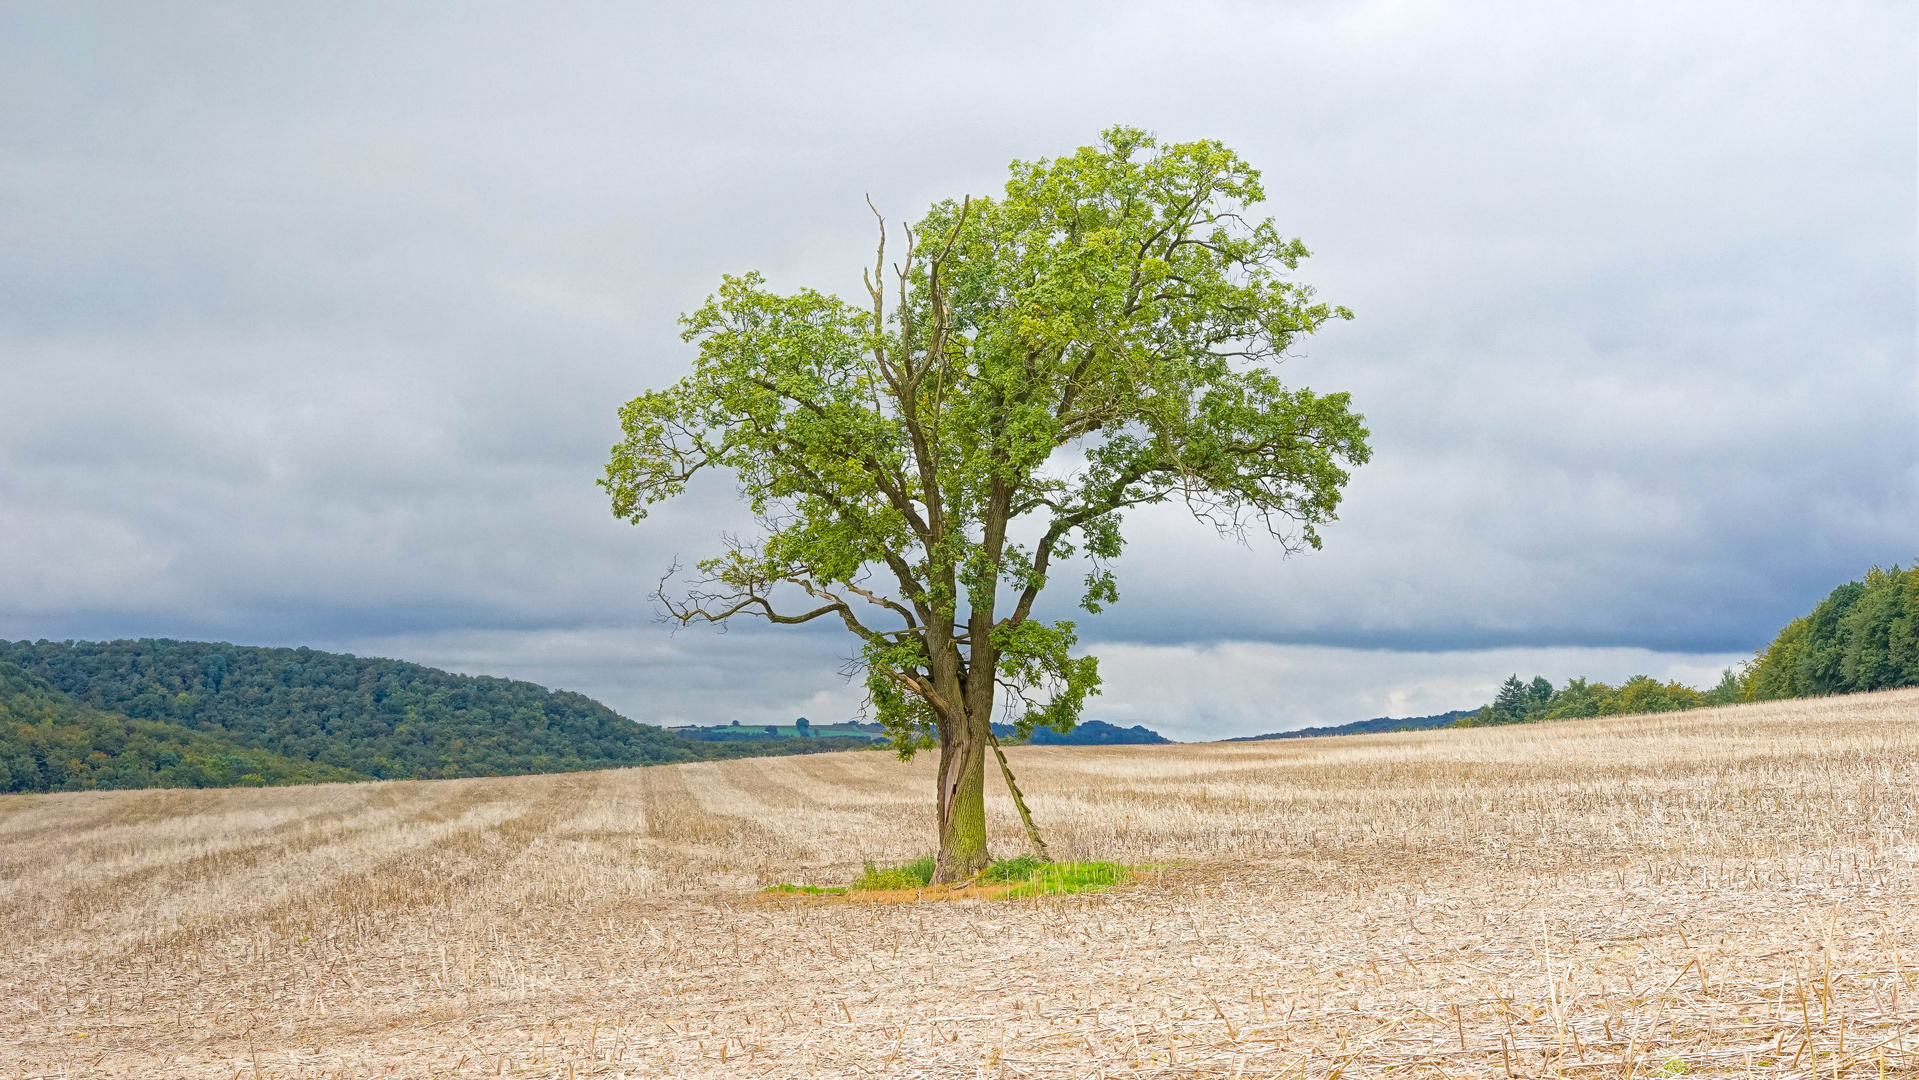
[
  {"xmin": 759, "ymin": 883, "xmax": 848, "ymax": 895},
  {"xmin": 995, "ymin": 860, "xmax": 1136, "ymax": 898},
  {"xmin": 851, "ymin": 855, "xmax": 937, "ymax": 890},
  {"xmin": 760, "ymin": 855, "xmax": 1150, "ymax": 903}
]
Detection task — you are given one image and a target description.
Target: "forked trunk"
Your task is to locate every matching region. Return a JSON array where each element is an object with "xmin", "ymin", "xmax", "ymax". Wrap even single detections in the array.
[
  {"xmin": 931, "ymin": 578, "xmax": 1054, "ymax": 880},
  {"xmin": 933, "ymin": 714, "xmax": 989, "ymax": 882}
]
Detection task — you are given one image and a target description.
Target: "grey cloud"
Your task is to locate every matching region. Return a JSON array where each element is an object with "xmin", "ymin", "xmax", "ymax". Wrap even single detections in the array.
[{"xmin": 0, "ymin": 1, "xmax": 1911, "ymax": 731}]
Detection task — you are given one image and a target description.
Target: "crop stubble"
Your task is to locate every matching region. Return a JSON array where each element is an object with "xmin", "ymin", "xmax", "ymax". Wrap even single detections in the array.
[{"xmin": 1, "ymin": 690, "xmax": 1914, "ymax": 1077}]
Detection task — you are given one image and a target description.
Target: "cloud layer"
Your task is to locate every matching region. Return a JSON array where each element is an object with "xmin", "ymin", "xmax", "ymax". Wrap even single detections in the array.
[
  {"xmin": 1, "ymin": 2, "xmax": 1911, "ymax": 734},
  {"xmin": 327, "ymin": 626, "xmax": 1749, "ymax": 742}
]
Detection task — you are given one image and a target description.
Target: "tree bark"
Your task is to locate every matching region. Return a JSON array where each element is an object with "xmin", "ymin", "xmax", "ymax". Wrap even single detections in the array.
[
  {"xmin": 931, "ymin": 474, "xmax": 1015, "ymax": 883},
  {"xmin": 933, "ymin": 711, "xmax": 989, "ymax": 881}
]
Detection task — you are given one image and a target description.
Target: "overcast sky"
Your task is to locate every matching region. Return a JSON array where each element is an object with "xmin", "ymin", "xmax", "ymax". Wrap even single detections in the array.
[{"xmin": 2, "ymin": 2, "xmax": 1912, "ymax": 739}]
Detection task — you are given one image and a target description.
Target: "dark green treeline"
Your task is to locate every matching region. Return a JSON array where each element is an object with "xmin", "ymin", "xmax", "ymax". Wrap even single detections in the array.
[
  {"xmin": 0, "ymin": 638, "xmax": 866, "ymax": 792},
  {"xmin": 1461, "ymin": 563, "xmax": 1918, "ymax": 727},
  {"xmin": 1743, "ymin": 563, "xmax": 1919, "ymax": 700},
  {"xmin": 1, "ymin": 661, "xmax": 364, "ymax": 792}
]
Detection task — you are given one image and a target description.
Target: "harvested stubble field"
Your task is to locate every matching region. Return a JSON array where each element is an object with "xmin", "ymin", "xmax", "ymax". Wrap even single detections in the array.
[{"xmin": 3, "ymin": 692, "xmax": 1917, "ymax": 1079}]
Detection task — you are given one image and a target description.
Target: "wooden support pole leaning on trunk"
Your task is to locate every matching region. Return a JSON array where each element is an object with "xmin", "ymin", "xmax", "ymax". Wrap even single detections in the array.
[{"xmin": 988, "ymin": 729, "xmax": 1050, "ymax": 861}]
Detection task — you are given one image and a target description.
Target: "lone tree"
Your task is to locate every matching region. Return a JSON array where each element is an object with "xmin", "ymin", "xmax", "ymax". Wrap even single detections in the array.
[{"xmin": 603, "ymin": 128, "xmax": 1370, "ymax": 881}]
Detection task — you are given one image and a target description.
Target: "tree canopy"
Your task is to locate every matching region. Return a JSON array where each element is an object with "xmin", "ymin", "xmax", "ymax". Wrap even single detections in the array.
[{"xmin": 603, "ymin": 127, "xmax": 1370, "ymax": 878}]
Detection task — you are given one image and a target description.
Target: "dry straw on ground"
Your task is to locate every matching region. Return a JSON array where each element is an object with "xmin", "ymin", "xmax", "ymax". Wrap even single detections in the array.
[{"xmin": 2, "ymin": 690, "xmax": 1915, "ymax": 1078}]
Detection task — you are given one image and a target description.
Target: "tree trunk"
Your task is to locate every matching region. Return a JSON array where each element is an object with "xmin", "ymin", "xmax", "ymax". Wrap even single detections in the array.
[
  {"xmin": 933, "ymin": 713, "xmax": 955, "ymax": 841},
  {"xmin": 933, "ymin": 707, "xmax": 991, "ymax": 882}
]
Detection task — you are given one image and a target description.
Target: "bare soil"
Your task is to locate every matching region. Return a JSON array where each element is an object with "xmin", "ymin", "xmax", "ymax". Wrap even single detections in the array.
[{"xmin": 2, "ymin": 690, "xmax": 1915, "ymax": 1077}]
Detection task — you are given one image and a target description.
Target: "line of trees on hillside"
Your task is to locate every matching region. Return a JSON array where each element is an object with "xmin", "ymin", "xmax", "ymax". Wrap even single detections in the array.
[
  {"xmin": 0, "ymin": 638, "xmax": 872, "ymax": 785},
  {"xmin": 1461, "ymin": 563, "xmax": 1917, "ymax": 726},
  {"xmin": 1743, "ymin": 563, "xmax": 1918, "ymax": 699},
  {"xmin": 2, "ymin": 661, "xmax": 364, "ymax": 792},
  {"xmin": 1459, "ymin": 671, "xmax": 1743, "ymax": 726},
  {"xmin": 1, "ymin": 638, "xmax": 707, "ymax": 779}
]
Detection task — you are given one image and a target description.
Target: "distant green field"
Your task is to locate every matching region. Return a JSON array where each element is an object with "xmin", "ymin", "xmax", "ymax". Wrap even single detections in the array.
[{"xmin": 675, "ymin": 722, "xmax": 886, "ymax": 743}]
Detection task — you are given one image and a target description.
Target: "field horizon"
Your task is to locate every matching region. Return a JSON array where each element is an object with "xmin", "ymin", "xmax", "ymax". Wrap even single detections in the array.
[{"xmin": 3, "ymin": 689, "xmax": 1915, "ymax": 1077}]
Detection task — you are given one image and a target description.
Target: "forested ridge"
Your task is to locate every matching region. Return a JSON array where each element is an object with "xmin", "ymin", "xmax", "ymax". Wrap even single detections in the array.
[
  {"xmin": 1743, "ymin": 563, "xmax": 1918, "ymax": 700},
  {"xmin": 1, "ymin": 662, "xmax": 364, "ymax": 792},
  {"xmin": 1463, "ymin": 564, "xmax": 1918, "ymax": 726},
  {"xmin": 0, "ymin": 638, "xmax": 855, "ymax": 786},
  {"xmin": 1020, "ymin": 720, "xmax": 1170, "ymax": 745},
  {"xmin": 1232, "ymin": 709, "xmax": 1475, "ymax": 741}
]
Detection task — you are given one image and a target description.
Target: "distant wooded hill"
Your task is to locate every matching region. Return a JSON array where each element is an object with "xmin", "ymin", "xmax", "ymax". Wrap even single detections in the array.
[
  {"xmin": 985, "ymin": 719, "xmax": 1171, "ymax": 745},
  {"xmin": 1, "ymin": 661, "xmax": 363, "ymax": 792},
  {"xmin": 0, "ymin": 638, "xmax": 864, "ymax": 790},
  {"xmin": 1026, "ymin": 720, "xmax": 1171, "ymax": 745},
  {"xmin": 1228, "ymin": 709, "xmax": 1474, "ymax": 742}
]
